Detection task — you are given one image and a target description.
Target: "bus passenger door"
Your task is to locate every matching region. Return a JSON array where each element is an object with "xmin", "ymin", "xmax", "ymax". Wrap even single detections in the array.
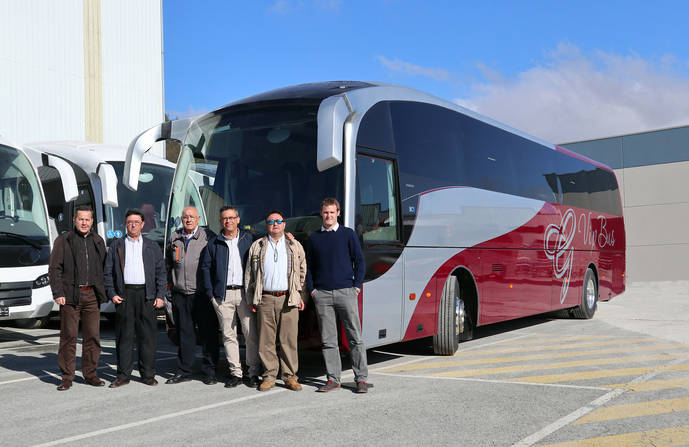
[{"xmin": 354, "ymin": 153, "xmax": 404, "ymax": 347}]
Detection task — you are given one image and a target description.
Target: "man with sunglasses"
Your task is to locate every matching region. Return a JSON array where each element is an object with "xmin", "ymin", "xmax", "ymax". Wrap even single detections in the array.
[
  {"xmin": 201, "ymin": 205, "xmax": 260, "ymax": 388},
  {"xmin": 245, "ymin": 211, "xmax": 307, "ymax": 391}
]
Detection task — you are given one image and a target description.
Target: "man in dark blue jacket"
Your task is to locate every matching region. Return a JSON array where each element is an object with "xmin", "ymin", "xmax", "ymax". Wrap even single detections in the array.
[
  {"xmin": 104, "ymin": 209, "xmax": 167, "ymax": 388},
  {"xmin": 306, "ymin": 197, "xmax": 368, "ymax": 394},
  {"xmin": 200, "ymin": 205, "xmax": 260, "ymax": 388}
]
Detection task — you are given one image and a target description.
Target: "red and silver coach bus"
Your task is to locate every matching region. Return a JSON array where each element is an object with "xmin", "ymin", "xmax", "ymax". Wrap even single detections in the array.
[{"xmin": 125, "ymin": 81, "xmax": 625, "ymax": 355}]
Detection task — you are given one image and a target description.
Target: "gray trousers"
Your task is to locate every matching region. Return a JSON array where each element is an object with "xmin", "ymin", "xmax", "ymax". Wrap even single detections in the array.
[{"xmin": 313, "ymin": 287, "xmax": 368, "ymax": 383}]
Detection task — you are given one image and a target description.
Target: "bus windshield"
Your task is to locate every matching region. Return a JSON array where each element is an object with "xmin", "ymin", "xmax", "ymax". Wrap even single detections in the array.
[
  {"xmin": 170, "ymin": 104, "xmax": 343, "ymax": 241},
  {"xmin": 104, "ymin": 161, "xmax": 175, "ymax": 248},
  {"xmin": 0, "ymin": 144, "xmax": 50, "ymax": 268}
]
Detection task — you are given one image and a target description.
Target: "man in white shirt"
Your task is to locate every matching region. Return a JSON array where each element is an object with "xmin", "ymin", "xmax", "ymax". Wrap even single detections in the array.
[
  {"xmin": 104, "ymin": 209, "xmax": 166, "ymax": 388},
  {"xmin": 200, "ymin": 206, "xmax": 260, "ymax": 388},
  {"xmin": 245, "ymin": 211, "xmax": 307, "ymax": 391}
]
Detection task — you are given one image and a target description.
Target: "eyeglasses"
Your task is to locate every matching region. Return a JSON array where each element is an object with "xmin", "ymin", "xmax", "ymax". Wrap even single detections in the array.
[
  {"xmin": 266, "ymin": 219, "xmax": 284, "ymax": 225},
  {"xmin": 221, "ymin": 216, "xmax": 239, "ymax": 221}
]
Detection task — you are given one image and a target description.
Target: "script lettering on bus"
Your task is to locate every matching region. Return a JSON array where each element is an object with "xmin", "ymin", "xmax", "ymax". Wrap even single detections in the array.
[{"xmin": 544, "ymin": 209, "xmax": 616, "ymax": 304}]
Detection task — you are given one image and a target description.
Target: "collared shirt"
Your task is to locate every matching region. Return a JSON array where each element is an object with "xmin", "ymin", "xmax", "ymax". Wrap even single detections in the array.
[
  {"xmin": 263, "ymin": 235, "xmax": 288, "ymax": 292},
  {"xmin": 221, "ymin": 232, "xmax": 243, "ymax": 286},
  {"xmin": 321, "ymin": 222, "xmax": 339, "ymax": 232},
  {"xmin": 183, "ymin": 226, "xmax": 198, "ymax": 251},
  {"xmin": 124, "ymin": 235, "xmax": 145, "ymax": 284}
]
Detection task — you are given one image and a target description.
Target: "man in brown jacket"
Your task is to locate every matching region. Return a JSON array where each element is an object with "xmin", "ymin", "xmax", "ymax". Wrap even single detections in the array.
[
  {"xmin": 49, "ymin": 205, "xmax": 107, "ymax": 390},
  {"xmin": 245, "ymin": 210, "xmax": 307, "ymax": 391}
]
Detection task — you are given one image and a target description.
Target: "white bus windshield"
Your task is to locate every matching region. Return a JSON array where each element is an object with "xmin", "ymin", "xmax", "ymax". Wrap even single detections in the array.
[
  {"xmin": 169, "ymin": 104, "xmax": 343, "ymax": 242},
  {"xmin": 104, "ymin": 161, "xmax": 174, "ymax": 248},
  {"xmin": 0, "ymin": 144, "xmax": 50, "ymax": 267}
]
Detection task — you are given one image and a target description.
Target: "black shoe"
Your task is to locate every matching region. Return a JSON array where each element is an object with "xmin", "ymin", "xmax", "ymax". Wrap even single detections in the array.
[
  {"xmin": 143, "ymin": 377, "xmax": 158, "ymax": 386},
  {"xmin": 203, "ymin": 375, "xmax": 218, "ymax": 385},
  {"xmin": 166, "ymin": 374, "xmax": 192, "ymax": 384},
  {"xmin": 109, "ymin": 378, "xmax": 130, "ymax": 388},
  {"xmin": 245, "ymin": 375, "xmax": 260, "ymax": 388},
  {"xmin": 224, "ymin": 375, "xmax": 241, "ymax": 388}
]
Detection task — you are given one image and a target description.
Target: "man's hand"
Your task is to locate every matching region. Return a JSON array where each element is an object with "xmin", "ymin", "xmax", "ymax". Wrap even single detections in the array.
[
  {"xmin": 249, "ymin": 303, "xmax": 257, "ymax": 313},
  {"xmin": 112, "ymin": 295, "xmax": 123, "ymax": 304},
  {"xmin": 154, "ymin": 298, "xmax": 164, "ymax": 308},
  {"xmin": 298, "ymin": 300, "xmax": 305, "ymax": 311},
  {"xmin": 54, "ymin": 297, "xmax": 66, "ymax": 306}
]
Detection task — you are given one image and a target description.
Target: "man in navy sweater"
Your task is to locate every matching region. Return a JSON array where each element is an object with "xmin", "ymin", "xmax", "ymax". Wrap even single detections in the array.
[{"xmin": 306, "ymin": 197, "xmax": 368, "ymax": 393}]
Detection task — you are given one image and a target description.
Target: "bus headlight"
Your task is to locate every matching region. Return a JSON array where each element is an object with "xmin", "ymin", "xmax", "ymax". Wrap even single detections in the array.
[{"xmin": 33, "ymin": 274, "xmax": 50, "ymax": 289}]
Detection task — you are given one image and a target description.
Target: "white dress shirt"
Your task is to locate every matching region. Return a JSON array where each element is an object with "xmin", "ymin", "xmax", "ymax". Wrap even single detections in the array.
[
  {"xmin": 221, "ymin": 232, "xmax": 243, "ymax": 286},
  {"xmin": 321, "ymin": 222, "xmax": 339, "ymax": 232},
  {"xmin": 123, "ymin": 235, "xmax": 145, "ymax": 284},
  {"xmin": 263, "ymin": 236, "xmax": 288, "ymax": 292}
]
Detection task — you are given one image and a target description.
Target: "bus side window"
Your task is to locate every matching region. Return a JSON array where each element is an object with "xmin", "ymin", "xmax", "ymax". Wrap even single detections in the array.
[{"xmin": 355, "ymin": 155, "xmax": 399, "ymax": 242}]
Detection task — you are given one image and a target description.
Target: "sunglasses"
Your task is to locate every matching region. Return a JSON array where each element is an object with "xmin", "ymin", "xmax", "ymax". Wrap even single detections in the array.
[{"xmin": 266, "ymin": 219, "xmax": 284, "ymax": 225}]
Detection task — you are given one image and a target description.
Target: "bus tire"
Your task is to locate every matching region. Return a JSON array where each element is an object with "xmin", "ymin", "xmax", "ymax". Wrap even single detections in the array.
[
  {"xmin": 572, "ymin": 268, "xmax": 597, "ymax": 319},
  {"xmin": 433, "ymin": 275, "xmax": 460, "ymax": 355}
]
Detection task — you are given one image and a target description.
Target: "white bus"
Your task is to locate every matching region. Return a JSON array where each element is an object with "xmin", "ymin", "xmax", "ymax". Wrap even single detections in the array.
[
  {"xmin": 23, "ymin": 141, "xmax": 204, "ymax": 314},
  {"xmin": 0, "ymin": 137, "xmax": 77, "ymax": 328},
  {"xmin": 125, "ymin": 82, "xmax": 625, "ymax": 354}
]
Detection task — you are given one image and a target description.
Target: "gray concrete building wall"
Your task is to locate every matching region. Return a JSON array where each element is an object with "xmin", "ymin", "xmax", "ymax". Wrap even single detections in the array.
[{"xmin": 562, "ymin": 127, "xmax": 689, "ymax": 282}]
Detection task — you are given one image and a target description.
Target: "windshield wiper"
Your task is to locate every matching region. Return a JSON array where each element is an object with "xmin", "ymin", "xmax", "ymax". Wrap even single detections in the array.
[{"xmin": 0, "ymin": 231, "xmax": 43, "ymax": 250}]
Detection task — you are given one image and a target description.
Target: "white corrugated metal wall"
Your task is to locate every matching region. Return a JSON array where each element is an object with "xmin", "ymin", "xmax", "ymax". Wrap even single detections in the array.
[{"xmin": 0, "ymin": 0, "xmax": 163, "ymax": 147}]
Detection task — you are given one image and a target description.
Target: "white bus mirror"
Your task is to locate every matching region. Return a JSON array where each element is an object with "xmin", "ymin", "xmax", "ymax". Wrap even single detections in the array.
[
  {"xmin": 97, "ymin": 163, "xmax": 118, "ymax": 207},
  {"xmin": 317, "ymin": 95, "xmax": 351, "ymax": 172},
  {"xmin": 124, "ymin": 119, "xmax": 190, "ymax": 191},
  {"xmin": 46, "ymin": 154, "xmax": 79, "ymax": 201}
]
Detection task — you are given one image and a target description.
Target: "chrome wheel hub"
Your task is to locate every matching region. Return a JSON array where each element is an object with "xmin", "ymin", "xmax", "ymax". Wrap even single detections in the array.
[{"xmin": 585, "ymin": 277, "xmax": 596, "ymax": 309}]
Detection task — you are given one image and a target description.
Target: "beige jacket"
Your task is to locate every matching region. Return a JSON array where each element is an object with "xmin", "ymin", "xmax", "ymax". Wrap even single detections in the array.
[{"xmin": 244, "ymin": 235, "xmax": 307, "ymax": 307}]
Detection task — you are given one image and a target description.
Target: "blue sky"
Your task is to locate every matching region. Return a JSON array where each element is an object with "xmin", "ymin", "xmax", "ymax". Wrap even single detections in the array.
[{"xmin": 163, "ymin": 0, "xmax": 689, "ymax": 143}]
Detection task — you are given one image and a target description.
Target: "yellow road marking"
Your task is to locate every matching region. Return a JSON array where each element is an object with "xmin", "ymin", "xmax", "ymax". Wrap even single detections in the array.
[
  {"xmin": 536, "ymin": 424, "xmax": 689, "ymax": 447},
  {"xmin": 513, "ymin": 362, "xmax": 689, "ymax": 384},
  {"xmin": 431, "ymin": 354, "xmax": 684, "ymax": 378},
  {"xmin": 604, "ymin": 377, "xmax": 689, "ymax": 392},
  {"xmin": 574, "ymin": 396, "xmax": 689, "ymax": 424},
  {"xmin": 455, "ymin": 338, "xmax": 675, "ymax": 357},
  {"xmin": 382, "ymin": 343, "xmax": 683, "ymax": 372},
  {"xmin": 498, "ymin": 334, "xmax": 637, "ymax": 345}
]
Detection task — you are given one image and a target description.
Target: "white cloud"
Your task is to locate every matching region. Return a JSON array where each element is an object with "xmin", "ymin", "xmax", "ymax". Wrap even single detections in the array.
[
  {"xmin": 378, "ymin": 56, "xmax": 450, "ymax": 82},
  {"xmin": 455, "ymin": 43, "xmax": 689, "ymax": 143}
]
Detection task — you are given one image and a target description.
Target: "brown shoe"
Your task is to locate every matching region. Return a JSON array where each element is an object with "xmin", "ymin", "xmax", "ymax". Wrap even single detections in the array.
[
  {"xmin": 284, "ymin": 378, "xmax": 302, "ymax": 391},
  {"xmin": 57, "ymin": 380, "xmax": 72, "ymax": 391},
  {"xmin": 316, "ymin": 380, "xmax": 340, "ymax": 392},
  {"xmin": 85, "ymin": 376, "xmax": 105, "ymax": 387},
  {"xmin": 355, "ymin": 381, "xmax": 368, "ymax": 394},
  {"xmin": 143, "ymin": 377, "xmax": 158, "ymax": 386},
  {"xmin": 109, "ymin": 378, "xmax": 130, "ymax": 388},
  {"xmin": 258, "ymin": 380, "xmax": 275, "ymax": 391}
]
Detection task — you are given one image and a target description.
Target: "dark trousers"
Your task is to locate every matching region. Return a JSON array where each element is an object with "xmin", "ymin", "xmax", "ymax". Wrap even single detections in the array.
[
  {"xmin": 115, "ymin": 286, "xmax": 158, "ymax": 380},
  {"xmin": 194, "ymin": 293, "xmax": 219, "ymax": 377},
  {"xmin": 58, "ymin": 288, "xmax": 101, "ymax": 381},
  {"xmin": 171, "ymin": 292, "xmax": 196, "ymax": 375}
]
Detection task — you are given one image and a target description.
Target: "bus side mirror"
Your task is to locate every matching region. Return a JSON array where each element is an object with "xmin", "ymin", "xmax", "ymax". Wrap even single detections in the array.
[
  {"xmin": 317, "ymin": 95, "xmax": 352, "ymax": 172},
  {"xmin": 97, "ymin": 163, "xmax": 118, "ymax": 207},
  {"xmin": 46, "ymin": 154, "xmax": 79, "ymax": 202},
  {"xmin": 124, "ymin": 119, "xmax": 190, "ymax": 191}
]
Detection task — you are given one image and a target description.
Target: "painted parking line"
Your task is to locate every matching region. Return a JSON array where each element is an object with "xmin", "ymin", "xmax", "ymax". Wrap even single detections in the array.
[
  {"xmin": 453, "ymin": 337, "xmax": 672, "ymax": 357},
  {"xmin": 497, "ymin": 334, "xmax": 637, "ymax": 345},
  {"xmin": 432, "ymin": 353, "xmax": 685, "ymax": 378},
  {"xmin": 511, "ymin": 362, "xmax": 689, "ymax": 384},
  {"xmin": 382, "ymin": 343, "xmax": 685, "ymax": 372},
  {"xmin": 534, "ymin": 424, "xmax": 689, "ymax": 447},
  {"xmin": 573, "ymin": 396, "xmax": 689, "ymax": 424},
  {"xmin": 603, "ymin": 377, "xmax": 689, "ymax": 392}
]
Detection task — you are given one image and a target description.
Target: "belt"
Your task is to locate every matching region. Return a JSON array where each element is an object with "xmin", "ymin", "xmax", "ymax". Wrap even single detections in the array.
[
  {"xmin": 226, "ymin": 285, "xmax": 242, "ymax": 290},
  {"xmin": 264, "ymin": 290, "xmax": 288, "ymax": 297},
  {"xmin": 125, "ymin": 284, "xmax": 146, "ymax": 290},
  {"xmin": 79, "ymin": 285, "xmax": 93, "ymax": 290}
]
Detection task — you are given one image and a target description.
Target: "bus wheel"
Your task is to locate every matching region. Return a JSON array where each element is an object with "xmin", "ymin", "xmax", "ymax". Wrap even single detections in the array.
[
  {"xmin": 572, "ymin": 268, "xmax": 597, "ymax": 319},
  {"xmin": 433, "ymin": 275, "xmax": 460, "ymax": 355}
]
